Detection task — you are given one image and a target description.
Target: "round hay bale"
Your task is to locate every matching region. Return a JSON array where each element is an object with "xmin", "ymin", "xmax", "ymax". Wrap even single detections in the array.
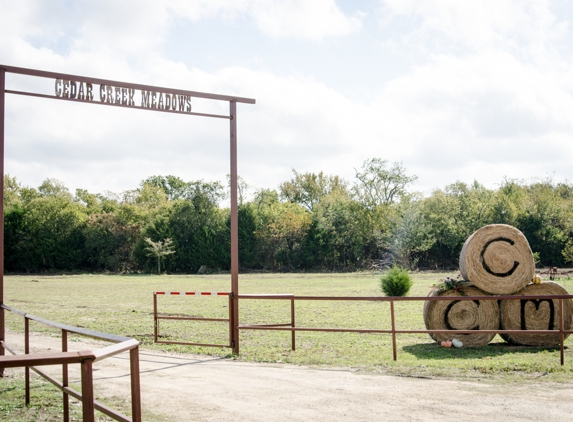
[
  {"xmin": 459, "ymin": 224, "xmax": 534, "ymax": 295},
  {"xmin": 424, "ymin": 286, "xmax": 500, "ymax": 346},
  {"xmin": 500, "ymin": 281, "xmax": 573, "ymax": 346}
]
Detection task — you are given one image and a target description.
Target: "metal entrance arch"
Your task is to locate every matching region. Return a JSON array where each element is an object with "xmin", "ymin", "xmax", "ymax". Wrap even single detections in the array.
[{"xmin": 0, "ymin": 64, "xmax": 255, "ymax": 358}]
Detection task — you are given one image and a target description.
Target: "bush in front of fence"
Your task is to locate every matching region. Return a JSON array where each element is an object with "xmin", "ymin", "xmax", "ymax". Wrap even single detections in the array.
[{"xmin": 380, "ymin": 265, "xmax": 413, "ymax": 297}]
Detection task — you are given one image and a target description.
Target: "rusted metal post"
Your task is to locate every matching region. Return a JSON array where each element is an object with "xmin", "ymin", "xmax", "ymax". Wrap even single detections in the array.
[
  {"xmin": 62, "ymin": 330, "xmax": 69, "ymax": 422},
  {"xmin": 80, "ymin": 359, "xmax": 95, "ymax": 422},
  {"xmin": 25, "ymin": 317, "xmax": 30, "ymax": 405},
  {"xmin": 153, "ymin": 293, "xmax": 158, "ymax": 343},
  {"xmin": 560, "ymin": 298, "xmax": 564, "ymax": 366},
  {"xmin": 390, "ymin": 300, "xmax": 397, "ymax": 361},
  {"xmin": 291, "ymin": 297, "xmax": 296, "ymax": 351},
  {"xmin": 230, "ymin": 100, "xmax": 239, "ymax": 355},
  {"xmin": 130, "ymin": 346, "xmax": 142, "ymax": 422},
  {"xmin": 228, "ymin": 294, "xmax": 234, "ymax": 347},
  {"xmin": 0, "ymin": 68, "xmax": 5, "ymax": 377}
]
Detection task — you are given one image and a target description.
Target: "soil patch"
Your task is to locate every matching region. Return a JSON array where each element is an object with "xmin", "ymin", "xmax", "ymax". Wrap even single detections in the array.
[{"xmin": 4, "ymin": 331, "xmax": 573, "ymax": 421}]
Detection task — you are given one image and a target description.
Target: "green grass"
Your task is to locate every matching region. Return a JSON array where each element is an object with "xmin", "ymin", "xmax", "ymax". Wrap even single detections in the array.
[
  {"xmin": 0, "ymin": 370, "xmax": 85, "ymax": 422},
  {"xmin": 2, "ymin": 271, "xmax": 573, "ymax": 387}
]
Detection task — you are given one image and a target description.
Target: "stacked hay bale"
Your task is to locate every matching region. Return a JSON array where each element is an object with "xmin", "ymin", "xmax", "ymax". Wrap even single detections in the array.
[
  {"xmin": 424, "ymin": 286, "xmax": 499, "ymax": 346},
  {"xmin": 424, "ymin": 224, "xmax": 573, "ymax": 347},
  {"xmin": 459, "ymin": 224, "xmax": 534, "ymax": 295},
  {"xmin": 500, "ymin": 282, "xmax": 573, "ymax": 346}
]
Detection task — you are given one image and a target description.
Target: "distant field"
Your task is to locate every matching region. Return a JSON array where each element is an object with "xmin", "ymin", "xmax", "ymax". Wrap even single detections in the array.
[{"xmin": 3, "ymin": 271, "xmax": 573, "ymax": 382}]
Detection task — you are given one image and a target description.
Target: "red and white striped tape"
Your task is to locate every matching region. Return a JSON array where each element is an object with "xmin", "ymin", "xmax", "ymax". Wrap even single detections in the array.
[{"xmin": 155, "ymin": 291, "xmax": 229, "ymax": 296}]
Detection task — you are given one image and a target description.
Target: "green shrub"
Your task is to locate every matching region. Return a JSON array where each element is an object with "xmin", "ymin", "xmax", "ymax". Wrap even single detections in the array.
[{"xmin": 380, "ymin": 264, "xmax": 413, "ymax": 296}]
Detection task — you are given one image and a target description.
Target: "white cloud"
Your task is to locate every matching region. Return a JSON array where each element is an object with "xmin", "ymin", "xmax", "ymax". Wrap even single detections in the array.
[
  {"xmin": 380, "ymin": 0, "xmax": 567, "ymax": 54},
  {"xmin": 2, "ymin": 53, "xmax": 370, "ymax": 195},
  {"xmin": 0, "ymin": 0, "xmax": 68, "ymax": 40},
  {"xmin": 167, "ymin": 0, "xmax": 363, "ymax": 41},
  {"xmin": 249, "ymin": 0, "xmax": 363, "ymax": 40},
  {"xmin": 72, "ymin": 0, "xmax": 170, "ymax": 55},
  {"xmin": 2, "ymin": 0, "xmax": 573, "ymax": 198},
  {"xmin": 362, "ymin": 49, "xmax": 573, "ymax": 192},
  {"xmin": 363, "ymin": 0, "xmax": 573, "ymax": 192}
]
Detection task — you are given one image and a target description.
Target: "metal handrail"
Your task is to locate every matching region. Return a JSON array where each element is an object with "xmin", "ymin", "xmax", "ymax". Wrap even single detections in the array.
[{"xmin": 0, "ymin": 303, "xmax": 141, "ymax": 422}]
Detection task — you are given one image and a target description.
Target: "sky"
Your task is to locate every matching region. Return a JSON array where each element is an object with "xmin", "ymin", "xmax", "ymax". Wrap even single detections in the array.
[{"xmin": 1, "ymin": 0, "xmax": 573, "ymax": 199}]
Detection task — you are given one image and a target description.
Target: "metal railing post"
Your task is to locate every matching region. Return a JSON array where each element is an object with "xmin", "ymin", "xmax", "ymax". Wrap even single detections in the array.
[
  {"xmin": 390, "ymin": 300, "xmax": 397, "ymax": 361},
  {"xmin": 1, "ymin": 304, "xmax": 141, "ymax": 421},
  {"xmin": 62, "ymin": 330, "xmax": 69, "ymax": 422},
  {"xmin": 0, "ymin": 69, "xmax": 4, "ymax": 378},
  {"xmin": 291, "ymin": 297, "xmax": 296, "ymax": 351},
  {"xmin": 560, "ymin": 298, "xmax": 564, "ymax": 366},
  {"xmin": 229, "ymin": 294, "xmax": 234, "ymax": 348},
  {"xmin": 25, "ymin": 317, "xmax": 30, "ymax": 405},
  {"xmin": 130, "ymin": 346, "xmax": 142, "ymax": 421},
  {"xmin": 153, "ymin": 293, "xmax": 158, "ymax": 343},
  {"xmin": 230, "ymin": 100, "xmax": 240, "ymax": 355},
  {"xmin": 80, "ymin": 359, "xmax": 95, "ymax": 422}
]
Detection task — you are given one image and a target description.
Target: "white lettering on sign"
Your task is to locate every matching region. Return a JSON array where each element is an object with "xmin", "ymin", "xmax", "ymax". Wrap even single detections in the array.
[
  {"xmin": 55, "ymin": 79, "xmax": 192, "ymax": 113},
  {"xmin": 55, "ymin": 79, "xmax": 94, "ymax": 101},
  {"xmin": 140, "ymin": 90, "xmax": 191, "ymax": 112}
]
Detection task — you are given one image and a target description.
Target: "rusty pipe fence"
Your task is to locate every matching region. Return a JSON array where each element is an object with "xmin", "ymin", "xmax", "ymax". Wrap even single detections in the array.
[
  {"xmin": 237, "ymin": 293, "xmax": 573, "ymax": 365},
  {"xmin": 153, "ymin": 291, "xmax": 233, "ymax": 348},
  {"xmin": 153, "ymin": 292, "xmax": 296, "ymax": 350},
  {"xmin": 0, "ymin": 304, "xmax": 141, "ymax": 422}
]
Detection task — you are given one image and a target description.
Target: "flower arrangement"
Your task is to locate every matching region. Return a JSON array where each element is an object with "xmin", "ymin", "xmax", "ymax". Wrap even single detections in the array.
[{"xmin": 433, "ymin": 273, "xmax": 469, "ymax": 295}]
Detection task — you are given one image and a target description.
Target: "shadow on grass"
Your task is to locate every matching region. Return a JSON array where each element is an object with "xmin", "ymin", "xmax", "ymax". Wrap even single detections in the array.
[{"xmin": 402, "ymin": 341, "xmax": 563, "ymax": 360}]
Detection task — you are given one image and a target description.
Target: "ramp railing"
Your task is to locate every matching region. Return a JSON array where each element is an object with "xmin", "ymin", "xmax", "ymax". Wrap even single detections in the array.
[{"xmin": 0, "ymin": 303, "xmax": 141, "ymax": 422}]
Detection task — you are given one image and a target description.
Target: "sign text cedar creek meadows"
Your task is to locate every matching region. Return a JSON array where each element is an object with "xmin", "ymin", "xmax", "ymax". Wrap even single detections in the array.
[{"xmin": 54, "ymin": 79, "xmax": 192, "ymax": 113}]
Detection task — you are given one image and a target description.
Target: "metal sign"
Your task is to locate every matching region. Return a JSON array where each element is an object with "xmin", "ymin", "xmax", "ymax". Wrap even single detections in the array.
[
  {"xmin": 54, "ymin": 78, "xmax": 193, "ymax": 114},
  {"xmin": 2, "ymin": 64, "xmax": 254, "ymax": 119},
  {"xmin": 0, "ymin": 64, "xmax": 255, "ymax": 360}
]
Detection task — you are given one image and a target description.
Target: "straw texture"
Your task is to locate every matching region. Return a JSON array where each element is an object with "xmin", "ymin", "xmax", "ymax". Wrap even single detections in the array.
[
  {"xmin": 500, "ymin": 281, "xmax": 573, "ymax": 346},
  {"xmin": 424, "ymin": 286, "xmax": 500, "ymax": 346},
  {"xmin": 459, "ymin": 224, "xmax": 534, "ymax": 295}
]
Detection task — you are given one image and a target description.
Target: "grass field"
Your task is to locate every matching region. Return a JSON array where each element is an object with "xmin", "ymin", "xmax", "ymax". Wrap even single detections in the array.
[
  {"xmin": 2, "ymin": 271, "xmax": 573, "ymax": 382},
  {"xmin": 2, "ymin": 271, "xmax": 573, "ymax": 420}
]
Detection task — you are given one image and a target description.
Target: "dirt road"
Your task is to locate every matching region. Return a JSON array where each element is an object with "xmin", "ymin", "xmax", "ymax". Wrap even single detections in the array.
[{"xmin": 5, "ymin": 332, "xmax": 573, "ymax": 421}]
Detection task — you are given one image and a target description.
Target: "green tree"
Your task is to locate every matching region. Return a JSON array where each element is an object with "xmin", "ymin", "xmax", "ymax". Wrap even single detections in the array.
[
  {"xmin": 302, "ymin": 191, "xmax": 385, "ymax": 270},
  {"xmin": 255, "ymin": 201, "xmax": 310, "ymax": 269},
  {"xmin": 141, "ymin": 175, "xmax": 188, "ymax": 200},
  {"xmin": 23, "ymin": 194, "xmax": 86, "ymax": 270},
  {"xmin": 279, "ymin": 170, "xmax": 348, "ymax": 212},
  {"xmin": 4, "ymin": 174, "xmax": 22, "ymax": 210},
  {"xmin": 390, "ymin": 198, "xmax": 435, "ymax": 269},
  {"xmin": 75, "ymin": 188, "xmax": 101, "ymax": 213},
  {"xmin": 353, "ymin": 159, "xmax": 417, "ymax": 208},
  {"xmin": 82, "ymin": 212, "xmax": 140, "ymax": 272},
  {"xmin": 515, "ymin": 178, "xmax": 571, "ymax": 267},
  {"xmin": 226, "ymin": 174, "xmax": 250, "ymax": 206},
  {"xmin": 144, "ymin": 237, "xmax": 175, "ymax": 275},
  {"xmin": 418, "ymin": 181, "xmax": 494, "ymax": 268},
  {"xmin": 236, "ymin": 204, "xmax": 258, "ymax": 269},
  {"xmin": 38, "ymin": 178, "xmax": 71, "ymax": 199}
]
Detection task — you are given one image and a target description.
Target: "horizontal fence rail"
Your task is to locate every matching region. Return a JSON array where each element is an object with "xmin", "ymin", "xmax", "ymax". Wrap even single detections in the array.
[
  {"xmin": 236, "ymin": 293, "xmax": 573, "ymax": 365},
  {"xmin": 155, "ymin": 291, "xmax": 230, "ymax": 296},
  {"xmin": 0, "ymin": 304, "xmax": 141, "ymax": 422},
  {"xmin": 154, "ymin": 291, "xmax": 233, "ymax": 348},
  {"xmin": 153, "ymin": 292, "xmax": 297, "ymax": 350}
]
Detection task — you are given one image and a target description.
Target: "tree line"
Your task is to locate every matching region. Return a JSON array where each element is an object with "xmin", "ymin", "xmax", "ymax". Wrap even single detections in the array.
[{"xmin": 4, "ymin": 158, "xmax": 573, "ymax": 273}]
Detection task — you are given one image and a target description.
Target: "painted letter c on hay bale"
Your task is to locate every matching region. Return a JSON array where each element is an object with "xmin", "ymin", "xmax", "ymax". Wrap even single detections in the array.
[
  {"xmin": 459, "ymin": 224, "xmax": 535, "ymax": 295},
  {"xmin": 424, "ymin": 286, "xmax": 500, "ymax": 347}
]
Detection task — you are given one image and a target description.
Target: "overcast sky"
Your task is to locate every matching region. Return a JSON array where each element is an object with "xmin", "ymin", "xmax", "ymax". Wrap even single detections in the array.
[{"xmin": 1, "ymin": 0, "xmax": 573, "ymax": 198}]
